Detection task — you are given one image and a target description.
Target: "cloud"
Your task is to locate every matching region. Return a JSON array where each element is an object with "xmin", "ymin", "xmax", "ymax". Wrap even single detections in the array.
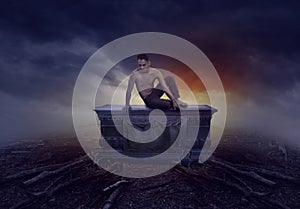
[
  {"xmin": 227, "ymin": 84, "xmax": 300, "ymax": 147},
  {"xmin": 0, "ymin": 90, "xmax": 74, "ymax": 145},
  {"xmin": 0, "ymin": 35, "xmax": 97, "ymax": 105}
]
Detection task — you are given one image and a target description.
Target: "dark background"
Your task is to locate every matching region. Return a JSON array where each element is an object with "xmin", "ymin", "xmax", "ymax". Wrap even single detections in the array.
[{"xmin": 1, "ymin": 0, "xmax": 299, "ymax": 147}]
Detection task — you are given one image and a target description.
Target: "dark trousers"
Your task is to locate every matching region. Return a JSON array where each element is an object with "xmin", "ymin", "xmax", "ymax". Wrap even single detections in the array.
[{"xmin": 142, "ymin": 76, "xmax": 180, "ymax": 110}]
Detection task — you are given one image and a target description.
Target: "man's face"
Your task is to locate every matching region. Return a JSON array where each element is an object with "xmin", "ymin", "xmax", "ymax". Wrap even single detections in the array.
[{"xmin": 137, "ymin": 59, "xmax": 150, "ymax": 70}]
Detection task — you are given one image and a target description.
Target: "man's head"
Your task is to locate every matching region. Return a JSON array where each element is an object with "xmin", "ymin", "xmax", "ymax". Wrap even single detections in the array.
[{"xmin": 137, "ymin": 54, "xmax": 151, "ymax": 69}]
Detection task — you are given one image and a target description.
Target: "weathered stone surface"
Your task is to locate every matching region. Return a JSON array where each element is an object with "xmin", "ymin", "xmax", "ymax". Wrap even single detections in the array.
[{"xmin": 94, "ymin": 105, "xmax": 217, "ymax": 164}]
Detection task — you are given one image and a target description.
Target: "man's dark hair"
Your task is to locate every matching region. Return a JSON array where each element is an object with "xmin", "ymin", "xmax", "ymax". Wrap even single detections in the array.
[{"xmin": 137, "ymin": 54, "xmax": 149, "ymax": 61}]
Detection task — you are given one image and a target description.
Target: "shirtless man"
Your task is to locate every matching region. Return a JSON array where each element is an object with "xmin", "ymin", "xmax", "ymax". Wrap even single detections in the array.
[{"xmin": 124, "ymin": 54, "xmax": 187, "ymax": 111}]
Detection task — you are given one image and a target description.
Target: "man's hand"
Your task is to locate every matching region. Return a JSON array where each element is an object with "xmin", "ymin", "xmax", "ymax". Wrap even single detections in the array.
[{"xmin": 123, "ymin": 105, "xmax": 131, "ymax": 112}]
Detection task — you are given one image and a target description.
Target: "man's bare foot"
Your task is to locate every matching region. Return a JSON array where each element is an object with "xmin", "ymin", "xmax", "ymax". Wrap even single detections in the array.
[{"xmin": 176, "ymin": 99, "xmax": 187, "ymax": 107}]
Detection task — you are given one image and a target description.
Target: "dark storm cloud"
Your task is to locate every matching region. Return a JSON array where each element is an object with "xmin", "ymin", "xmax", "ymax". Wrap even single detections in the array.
[
  {"xmin": 0, "ymin": 34, "xmax": 94, "ymax": 106},
  {"xmin": 0, "ymin": 0, "xmax": 299, "ymax": 101},
  {"xmin": 180, "ymin": 1, "xmax": 300, "ymax": 98},
  {"xmin": 1, "ymin": 0, "xmax": 299, "ymax": 55},
  {"xmin": 0, "ymin": 0, "xmax": 177, "ymax": 42},
  {"xmin": 0, "ymin": 0, "xmax": 117, "ymax": 42}
]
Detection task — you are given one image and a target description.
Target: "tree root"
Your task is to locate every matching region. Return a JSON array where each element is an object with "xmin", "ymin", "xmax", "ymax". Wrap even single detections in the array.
[
  {"xmin": 217, "ymin": 159, "xmax": 299, "ymax": 183},
  {"xmin": 174, "ymin": 164, "xmax": 291, "ymax": 209},
  {"xmin": 102, "ymin": 186, "xmax": 123, "ymax": 209},
  {"xmin": 23, "ymin": 155, "xmax": 89, "ymax": 186},
  {"xmin": 103, "ymin": 179, "xmax": 129, "ymax": 192},
  {"xmin": 4, "ymin": 163, "xmax": 65, "ymax": 180},
  {"xmin": 210, "ymin": 159, "xmax": 276, "ymax": 186},
  {"xmin": 10, "ymin": 177, "xmax": 82, "ymax": 209},
  {"xmin": 10, "ymin": 169, "xmax": 104, "ymax": 209}
]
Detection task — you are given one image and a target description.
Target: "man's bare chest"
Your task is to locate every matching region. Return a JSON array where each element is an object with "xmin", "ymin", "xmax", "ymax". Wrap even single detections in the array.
[{"xmin": 135, "ymin": 72, "xmax": 157, "ymax": 84}]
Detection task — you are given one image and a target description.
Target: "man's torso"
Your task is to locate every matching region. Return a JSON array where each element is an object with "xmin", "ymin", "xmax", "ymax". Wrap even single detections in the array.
[{"xmin": 133, "ymin": 68, "xmax": 159, "ymax": 98}]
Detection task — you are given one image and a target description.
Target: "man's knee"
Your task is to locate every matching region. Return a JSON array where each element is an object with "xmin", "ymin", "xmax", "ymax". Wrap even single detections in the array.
[
  {"xmin": 164, "ymin": 76, "xmax": 176, "ymax": 85},
  {"xmin": 165, "ymin": 76, "xmax": 179, "ymax": 98}
]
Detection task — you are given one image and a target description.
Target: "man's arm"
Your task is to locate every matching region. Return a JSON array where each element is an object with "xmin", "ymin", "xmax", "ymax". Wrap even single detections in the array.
[{"xmin": 124, "ymin": 73, "xmax": 135, "ymax": 110}]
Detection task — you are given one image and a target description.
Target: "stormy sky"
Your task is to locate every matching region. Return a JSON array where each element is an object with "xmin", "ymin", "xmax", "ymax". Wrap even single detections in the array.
[{"xmin": 0, "ymin": 0, "xmax": 299, "ymax": 146}]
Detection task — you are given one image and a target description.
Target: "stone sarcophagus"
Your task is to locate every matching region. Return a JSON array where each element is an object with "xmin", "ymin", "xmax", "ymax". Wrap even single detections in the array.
[{"xmin": 94, "ymin": 105, "xmax": 217, "ymax": 166}]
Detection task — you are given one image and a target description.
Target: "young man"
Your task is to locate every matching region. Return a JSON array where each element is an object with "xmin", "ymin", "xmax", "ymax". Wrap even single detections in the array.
[{"xmin": 124, "ymin": 54, "xmax": 187, "ymax": 111}]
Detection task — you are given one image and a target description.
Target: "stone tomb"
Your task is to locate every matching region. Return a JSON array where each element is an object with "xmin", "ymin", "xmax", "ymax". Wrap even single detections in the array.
[{"xmin": 94, "ymin": 105, "xmax": 217, "ymax": 166}]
